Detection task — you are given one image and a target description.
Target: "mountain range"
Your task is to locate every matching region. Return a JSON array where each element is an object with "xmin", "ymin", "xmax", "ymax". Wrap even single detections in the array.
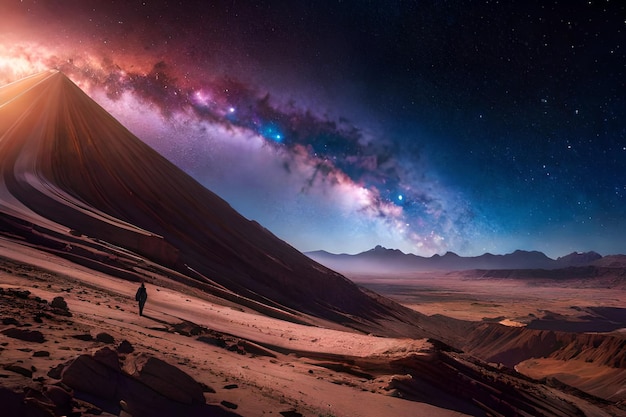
[{"xmin": 306, "ymin": 245, "xmax": 626, "ymax": 273}]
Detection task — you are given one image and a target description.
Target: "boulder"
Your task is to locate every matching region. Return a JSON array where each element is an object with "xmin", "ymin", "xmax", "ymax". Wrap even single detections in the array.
[
  {"xmin": 96, "ymin": 332, "xmax": 115, "ymax": 344},
  {"xmin": 1, "ymin": 327, "xmax": 45, "ymax": 343},
  {"xmin": 4, "ymin": 364, "xmax": 33, "ymax": 378},
  {"xmin": 117, "ymin": 339, "xmax": 134, "ymax": 354},
  {"xmin": 61, "ymin": 348, "xmax": 121, "ymax": 400},
  {"xmin": 44, "ymin": 385, "xmax": 72, "ymax": 407},
  {"xmin": 50, "ymin": 296, "xmax": 68, "ymax": 310},
  {"xmin": 124, "ymin": 353, "xmax": 205, "ymax": 404}
]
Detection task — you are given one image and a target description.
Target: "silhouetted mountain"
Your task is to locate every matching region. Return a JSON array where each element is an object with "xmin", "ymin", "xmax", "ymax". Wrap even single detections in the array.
[
  {"xmin": 556, "ymin": 251, "xmax": 603, "ymax": 266},
  {"xmin": 306, "ymin": 246, "xmax": 612, "ymax": 273},
  {"xmin": 593, "ymin": 254, "xmax": 626, "ymax": 268}
]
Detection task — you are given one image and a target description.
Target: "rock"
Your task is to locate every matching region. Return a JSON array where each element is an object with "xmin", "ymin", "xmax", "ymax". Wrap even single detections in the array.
[
  {"xmin": 4, "ymin": 364, "xmax": 33, "ymax": 378},
  {"xmin": 50, "ymin": 296, "xmax": 67, "ymax": 309},
  {"xmin": 96, "ymin": 332, "xmax": 115, "ymax": 344},
  {"xmin": 2, "ymin": 317, "xmax": 20, "ymax": 325},
  {"xmin": 0, "ymin": 387, "xmax": 56, "ymax": 417},
  {"xmin": 93, "ymin": 347, "xmax": 121, "ymax": 370},
  {"xmin": 33, "ymin": 350, "xmax": 50, "ymax": 357},
  {"xmin": 47, "ymin": 363, "xmax": 66, "ymax": 379},
  {"xmin": 1, "ymin": 328, "xmax": 46, "ymax": 343},
  {"xmin": 221, "ymin": 400, "xmax": 238, "ymax": 409},
  {"xmin": 223, "ymin": 384, "xmax": 238, "ymax": 390},
  {"xmin": 197, "ymin": 335, "xmax": 226, "ymax": 348},
  {"xmin": 44, "ymin": 385, "xmax": 72, "ymax": 407},
  {"xmin": 9, "ymin": 289, "xmax": 31, "ymax": 299},
  {"xmin": 172, "ymin": 321, "xmax": 203, "ymax": 336},
  {"xmin": 280, "ymin": 411, "xmax": 304, "ymax": 417},
  {"xmin": 237, "ymin": 340, "xmax": 277, "ymax": 358},
  {"xmin": 71, "ymin": 333, "xmax": 93, "ymax": 341},
  {"xmin": 51, "ymin": 296, "xmax": 72, "ymax": 317},
  {"xmin": 117, "ymin": 339, "xmax": 134, "ymax": 354},
  {"xmin": 61, "ymin": 351, "xmax": 121, "ymax": 400},
  {"xmin": 124, "ymin": 353, "xmax": 205, "ymax": 404},
  {"xmin": 199, "ymin": 382, "xmax": 215, "ymax": 393}
]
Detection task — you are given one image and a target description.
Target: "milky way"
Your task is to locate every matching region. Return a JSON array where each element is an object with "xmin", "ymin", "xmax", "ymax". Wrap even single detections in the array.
[{"xmin": 0, "ymin": 0, "xmax": 624, "ymax": 257}]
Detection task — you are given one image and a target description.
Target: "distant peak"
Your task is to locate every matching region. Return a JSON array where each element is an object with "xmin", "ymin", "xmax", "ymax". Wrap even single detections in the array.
[{"xmin": 369, "ymin": 245, "xmax": 406, "ymax": 254}]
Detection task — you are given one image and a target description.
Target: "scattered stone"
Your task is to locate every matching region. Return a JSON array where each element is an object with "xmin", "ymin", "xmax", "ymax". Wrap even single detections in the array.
[
  {"xmin": 95, "ymin": 332, "xmax": 115, "ymax": 344},
  {"xmin": 223, "ymin": 384, "xmax": 238, "ymax": 390},
  {"xmin": 220, "ymin": 400, "xmax": 238, "ymax": 410},
  {"xmin": 1, "ymin": 328, "xmax": 46, "ymax": 343},
  {"xmin": 227, "ymin": 343, "xmax": 246, "ymax": 355},
  {"xmin": 34, "ymin": 312, "xmax": 52, "ymax": 323},
  {"xmin": 8, "ymin": 289, "xmax": 31, "ymax": 299},
  {"xmin": 280, "ymin": 411, "xmax": 304, "ymax": 417},
  {"xmin": 71, "ymin": 333, "xmax": 93, "ymax": 341},
  {"xmin": 47, "ymin": 363, "xmax": 66, "ymax": 379},
  {"xmin": 50, "ymin": 296, "xmax": 68, "ymax": 310},
  {"xmin": 2, "ymin": 317, "xmax": 20, "ymax": 325},
  {"xmin": 197, "ymin": 335, "xmax": 226, "ymax": 348},
  {"xmin": 172, "ymin": 321, "xmax": 203, "ymax": 336},
  {"xmin": 50, "ymin": 296, "xmax": 72, "ymax": 317},
  {"xmin": 117, "ymin": 339, "xmax": 134, "ymax": 354},
  {"xmin": 33, "ymin": 350, "xmax": 50, "ymax": 357},
  {"xmin": 4, "ymin": 364, "xmax": 33, "ymax": 378}
]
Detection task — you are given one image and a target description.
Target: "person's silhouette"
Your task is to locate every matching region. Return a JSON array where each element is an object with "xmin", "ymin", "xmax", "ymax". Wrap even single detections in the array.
[{"xmin": 135, "ymin": 283, "xmax": 148, "ymax": 316}]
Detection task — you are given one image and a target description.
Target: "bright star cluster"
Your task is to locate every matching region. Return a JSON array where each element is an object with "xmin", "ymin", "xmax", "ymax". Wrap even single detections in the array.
[{"xmin": 0, "ymin": 0, "xmax": 624, "ymax": 258}]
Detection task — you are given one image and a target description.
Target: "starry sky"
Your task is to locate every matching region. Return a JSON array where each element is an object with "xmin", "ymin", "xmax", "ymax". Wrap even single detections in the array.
[{"xmin": 0, "ymin": 0, "xmax": 624, "ymax": 258}]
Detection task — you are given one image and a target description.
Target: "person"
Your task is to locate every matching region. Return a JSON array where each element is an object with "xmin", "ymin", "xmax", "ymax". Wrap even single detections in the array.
[{"xmin": 135, "ymin": 283, "xmax": 148, "ymax": 316}]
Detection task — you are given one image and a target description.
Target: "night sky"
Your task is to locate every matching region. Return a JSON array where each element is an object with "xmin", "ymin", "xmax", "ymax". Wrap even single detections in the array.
[{"xmin": 1, "ymin": 0, "xmax": 624, "ymax": 258}]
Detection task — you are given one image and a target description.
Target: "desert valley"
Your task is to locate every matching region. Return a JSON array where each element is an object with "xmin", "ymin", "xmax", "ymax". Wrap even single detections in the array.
[{"xmin": 0, "ymin": 71, "xmax": 625, "ymax": 417}]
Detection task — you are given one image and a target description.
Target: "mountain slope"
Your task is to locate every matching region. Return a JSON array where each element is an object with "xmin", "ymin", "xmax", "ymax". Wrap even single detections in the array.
[{"xmin": 0, "ymin": 71, "xmax": 431, "ymax": 336}]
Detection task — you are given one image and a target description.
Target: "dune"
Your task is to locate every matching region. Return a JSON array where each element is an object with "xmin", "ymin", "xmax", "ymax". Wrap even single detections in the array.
[{"xmin": 0, "ymin": 71, "xmax": 624, "ymax": 416}]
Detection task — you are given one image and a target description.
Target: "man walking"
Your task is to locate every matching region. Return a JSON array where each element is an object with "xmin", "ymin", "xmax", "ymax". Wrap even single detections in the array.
[{"xmin": 135, "ymin": 283, "xmax": 148, "ymax": 316}]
